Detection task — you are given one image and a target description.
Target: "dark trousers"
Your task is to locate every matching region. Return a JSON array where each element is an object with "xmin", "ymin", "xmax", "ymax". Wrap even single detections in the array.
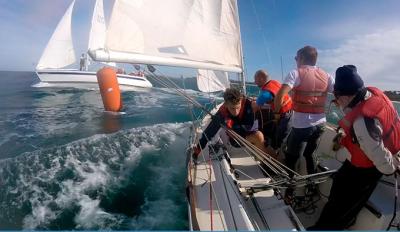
[
  {"xmin": 284, "ymin": 124, "xmax": 325, "ymax": 175},
  {"xmin": 259, "ymin": 110, "xmax": 291, "ymax": 150},
  {"xmin": 274, "ymin": 111, "xmax": 291, "ymax": 149},
  {"xmin": 311, "ymin": 160, "xmax": 382, "ymax": 230}
]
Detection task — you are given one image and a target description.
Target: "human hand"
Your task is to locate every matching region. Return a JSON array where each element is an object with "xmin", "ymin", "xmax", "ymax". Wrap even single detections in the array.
[
  {"xmin": 332, "ymin": 128, "xmax": 345, "ymax": 151},
  {"xmin": 251, "ymin": 101, "xmax": 260, "ymax": 112},
  {"xmin": 272, "ymin": 113, "xmax": 281, "ymax": 124},
  {"xmin": 192, "ymin": 145, "xmax": 201, "ymax": 161}
]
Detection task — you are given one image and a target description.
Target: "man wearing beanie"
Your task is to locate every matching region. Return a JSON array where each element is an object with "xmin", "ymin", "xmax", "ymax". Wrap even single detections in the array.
[
  {"xmin": 274, "ymin": 46, "xmax": 334, "ymax": 177},
  {"xmin": 310, "ymin": 65, "xmax": 400, "ymax": 230}
]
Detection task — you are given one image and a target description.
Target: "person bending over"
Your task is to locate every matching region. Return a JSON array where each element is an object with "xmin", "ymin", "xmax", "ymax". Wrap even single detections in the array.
[{"xmin": 193, "ymin": 88, "xmax": 269, "ymax": 158}]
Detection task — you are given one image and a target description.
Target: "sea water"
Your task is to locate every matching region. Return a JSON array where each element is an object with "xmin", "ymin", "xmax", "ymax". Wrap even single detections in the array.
[{"xmin": 0, "ymin": 71, "xmax": 399, "ymax": 229}]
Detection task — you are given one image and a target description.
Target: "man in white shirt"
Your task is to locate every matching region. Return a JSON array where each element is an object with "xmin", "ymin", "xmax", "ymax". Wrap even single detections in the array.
[{"xmin": 274, "ymin": 46, "xmax": 334, "ymax": 175}]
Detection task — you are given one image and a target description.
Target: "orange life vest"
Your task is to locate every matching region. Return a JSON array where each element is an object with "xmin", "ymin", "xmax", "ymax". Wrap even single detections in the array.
[
  {"xmin": 292, "ymin": 66, "xmax": 329, "ymax": 114},
  {"xmin": 219, "ymin": 98, "xmax": 246, "ymax": 128},
  {"xmin": 338, "ymin": 87, "xmax": 400, "ymax": 168},
  {"xmin": 261, "ymin": 80, "xmax": 292, "ymax": 113}
]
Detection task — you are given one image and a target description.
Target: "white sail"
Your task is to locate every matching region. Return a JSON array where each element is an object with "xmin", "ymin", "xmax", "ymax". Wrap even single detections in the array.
[
  {"xmin": 36, "ymin": 0, "xmax": 76, "ymax": 70},
  {"xmin": 89, "ymin": 0, "xmax": 242, "ymax": 73},
  {"xmin": 197, "ymin": 69, "xmax": 230, "ymax": 92},
  {"xmin": 88, "ymin": 0, "xmax": 106, "ymax": 51}
]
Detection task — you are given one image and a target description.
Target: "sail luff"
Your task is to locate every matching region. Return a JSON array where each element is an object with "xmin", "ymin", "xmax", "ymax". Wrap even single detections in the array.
[{"xmin": 36, "ymin": 0, "xmax": 76, "ymax": 70}]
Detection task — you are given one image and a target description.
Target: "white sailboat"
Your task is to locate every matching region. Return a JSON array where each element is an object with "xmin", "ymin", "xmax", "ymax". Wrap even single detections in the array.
[
  {"xmin": 35, "ymin": 0, "xmax": 152, "ymax": 90},
  {"xmin": 88, "ymin": 0, "xmax": 400, "ymax": 230}
]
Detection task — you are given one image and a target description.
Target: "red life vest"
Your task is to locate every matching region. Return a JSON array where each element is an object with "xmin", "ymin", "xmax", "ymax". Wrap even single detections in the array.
[
  {"xmin": 292, "ymin": 66, "xmax": 329, "ymax": 114},
  {"xmin": 261, "ymin": 80, "xmax": 293, "ymax": 113},
  {"xmin": 338, "ymin": 87, "xmax": 400, "ymax": 168},
  {"xmin": 219, "ymin": 98, "xmax": 246, "ymax": 128}
]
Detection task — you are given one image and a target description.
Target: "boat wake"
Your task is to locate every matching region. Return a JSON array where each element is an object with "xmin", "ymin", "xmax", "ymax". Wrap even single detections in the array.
[{"xmin": 0, "ymin": 123, "xmax": 190, "ymax": 230}]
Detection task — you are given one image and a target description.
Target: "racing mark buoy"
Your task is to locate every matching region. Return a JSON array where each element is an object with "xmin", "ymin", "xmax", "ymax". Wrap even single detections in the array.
[{"xmin": 97, "ymin": 67, "xmax": 123, "ymax": 112}]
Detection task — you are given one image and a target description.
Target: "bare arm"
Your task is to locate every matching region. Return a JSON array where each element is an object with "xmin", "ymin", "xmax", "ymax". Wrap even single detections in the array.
[{"xmin": 273, "ymin": 84, "xmax": 291, "ymax": 113}]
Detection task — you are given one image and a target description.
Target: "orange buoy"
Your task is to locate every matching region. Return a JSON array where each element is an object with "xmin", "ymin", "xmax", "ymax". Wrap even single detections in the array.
[{"xmin": 97, "ymin": 67, "xmax": 123, "ymax": 112}]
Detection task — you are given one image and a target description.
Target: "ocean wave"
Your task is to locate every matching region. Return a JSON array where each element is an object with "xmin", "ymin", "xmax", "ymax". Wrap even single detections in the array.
[{"xmin": 0, "ymin": 122, "xmax": 190, "ymax": 230}]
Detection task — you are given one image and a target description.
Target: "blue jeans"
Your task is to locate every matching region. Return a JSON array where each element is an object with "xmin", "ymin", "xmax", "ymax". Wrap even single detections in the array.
[{"xmin": 284, "ymin": 124, "xmax": 325, "ymax": 175}]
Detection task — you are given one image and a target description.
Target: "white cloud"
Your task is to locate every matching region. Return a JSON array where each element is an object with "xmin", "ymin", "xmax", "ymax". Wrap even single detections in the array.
[{"xmin": 318, "ymin": 28, "xmax": 400, "ymax": 91}]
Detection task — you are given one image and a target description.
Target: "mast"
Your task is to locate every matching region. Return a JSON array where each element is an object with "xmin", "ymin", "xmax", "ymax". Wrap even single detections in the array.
[{"xmin": 280, "ymin": 56, "xmax": 284, "ymax": 81}]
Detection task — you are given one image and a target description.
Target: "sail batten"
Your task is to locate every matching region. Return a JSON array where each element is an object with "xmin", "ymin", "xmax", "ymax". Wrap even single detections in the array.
[
  {"xmin": 89, "ymin": 0, "xmax": 242, "ymax": 73},
  {"xmin": 37, "ymin": 0, "xmax": 76, "ymax": 70}
]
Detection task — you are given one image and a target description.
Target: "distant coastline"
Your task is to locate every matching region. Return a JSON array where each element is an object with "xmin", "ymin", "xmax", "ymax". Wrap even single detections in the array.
[
  {"xmin": 1, "ymin": 71, "xmax": 399, "ymax": 102},
  {"xmin": 384, "ymin": 91, "xmax": 400, "ymax": 102}
]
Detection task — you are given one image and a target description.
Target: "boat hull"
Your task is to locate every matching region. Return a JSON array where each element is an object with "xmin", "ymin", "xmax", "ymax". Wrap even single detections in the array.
[
  {"xmin": 36, "ymin": 70, "xmax": 152, "ymax": 90},
  {"xmin": 187, "ymin": 108, "xmax": 400, "ymax": 230}
]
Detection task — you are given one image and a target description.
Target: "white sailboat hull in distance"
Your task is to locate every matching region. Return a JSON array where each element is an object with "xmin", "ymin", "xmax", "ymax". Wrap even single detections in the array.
[{"xmin": 36, "ymin": 69, "xmax": 153, "ymax": 90}]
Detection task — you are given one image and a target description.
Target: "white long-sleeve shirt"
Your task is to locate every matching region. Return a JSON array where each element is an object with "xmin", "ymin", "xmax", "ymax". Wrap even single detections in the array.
[
  {"xmin": 352, "ymin": 116, "xmax": 399, "ymax": 174},
  {"xmin": 337, "ymin": 90, "xmax": 400, "ymax": 174}
]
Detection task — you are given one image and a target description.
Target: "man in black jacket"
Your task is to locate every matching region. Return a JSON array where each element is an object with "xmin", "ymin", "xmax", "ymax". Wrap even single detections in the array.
[{"xmin": 193, "ymin": 88, "xmax": 268, "ymax": 157}]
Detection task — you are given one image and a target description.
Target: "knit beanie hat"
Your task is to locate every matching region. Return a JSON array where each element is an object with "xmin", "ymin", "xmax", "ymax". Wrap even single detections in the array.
[{"xmin": 334, "ymin": 65, "xmax": 364, "ymax": 96}]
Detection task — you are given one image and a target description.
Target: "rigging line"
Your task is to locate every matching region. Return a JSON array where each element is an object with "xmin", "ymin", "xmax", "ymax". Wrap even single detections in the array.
[
  {"xmin": 223, "ymin": 131, "xmax": 278, "ymax": 180},
  {"xmin": 143, "ymin": 68, "xmax": 286, "ymax": 177},
  {"xmin": 145, "ymin": 70, "xmax": 198, "ymax": 106},
  {"xmin": 188, "ymin": 118, "xmax": 218, "ymax": 226},
  {"xmin": 194, "ymin": 127, "xmax": 228, "ymax": 229},
  {"xmin": 143, "ymin": 67, "xmax": 301, "ymax": 185},
  {"xmin": 145, "ymin": 70, "xmax": 214, "ymax": 117},
  {"xmin": 250, "ymin": 0, "xmax": 271, "ymax": 66},
  {"xmin": 226, "ymin": 130, "xmax": 287, "ymax": 181},
  {"xmin": 145, "ymin": 66, "xmax": 223, "ymax": 119},
  {"xmin": 219, "ymin": 157, "xmax": 238, "ymax": 230},
  {"xmin": 239, "ymin": 135, "xmax": 298, "ymax": 177},
  {"xmin": 146, "ymin": 74, "xmax": 212, "ymax": 121},
  {"xmin": 209, "ymin": 151, "xmax": 213, "ymax": 231},
  {"xmin": 211, "ymin": 138, "xmax": 262, "ymax": 227},
  {"xmin": 227, "ymin": 129, "xmax": 296, "ymax": 177},
  {"xmin": 146, "ymin": 67, "xmax": 201, "ymax": 102}
]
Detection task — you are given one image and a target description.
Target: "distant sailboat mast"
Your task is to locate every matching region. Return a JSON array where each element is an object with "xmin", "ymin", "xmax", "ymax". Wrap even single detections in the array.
[{"xmin": 87, "ymin": 0, "xmax": 107, "ymax": 71}]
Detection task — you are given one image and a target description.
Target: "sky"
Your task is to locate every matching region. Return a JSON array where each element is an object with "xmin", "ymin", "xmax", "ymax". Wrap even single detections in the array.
[{"xmin": 0, "ymin": 0, "xmax": 400, "ymax": 90}]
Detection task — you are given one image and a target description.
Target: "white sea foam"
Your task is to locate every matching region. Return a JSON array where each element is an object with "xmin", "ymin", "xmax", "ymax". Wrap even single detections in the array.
[
  {"xmin": 0, "ymin": 122, "xmax": 190, "ymax": 229},
  {"xmin": 31, "ymin": 82, "xmax": 54, "ymax": 88}
]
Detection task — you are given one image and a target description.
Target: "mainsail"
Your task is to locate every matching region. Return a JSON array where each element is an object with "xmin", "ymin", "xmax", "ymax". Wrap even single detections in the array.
[
  {"xmin": 88, "ymin": 0, "xmax": 243, "ymax": 73},
  {"xmin": 36, "ymin": 0, "xmax": 76, "ymax": 70}
]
